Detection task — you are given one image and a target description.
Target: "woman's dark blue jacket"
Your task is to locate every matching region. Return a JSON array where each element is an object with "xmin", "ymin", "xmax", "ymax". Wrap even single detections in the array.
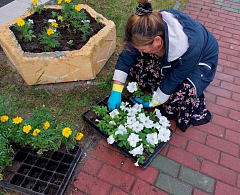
[{"xmin": 113, "ymin": 9, "xmax": 219, "ymax": 102}]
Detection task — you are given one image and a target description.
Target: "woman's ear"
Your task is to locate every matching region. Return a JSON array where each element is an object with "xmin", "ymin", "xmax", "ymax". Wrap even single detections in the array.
[{"xmin": 154, "ymin": 36, "xmax": 163, "ymax": 45}]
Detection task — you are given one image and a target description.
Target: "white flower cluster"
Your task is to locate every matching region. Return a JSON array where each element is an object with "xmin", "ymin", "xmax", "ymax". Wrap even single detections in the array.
[
  {"xmin": 127, "ymin": 82, "xmax": 161, "ymax": 107},
  {"xmin": 106, "ymin": 102, "xmax": 171, "ymax": 161}
]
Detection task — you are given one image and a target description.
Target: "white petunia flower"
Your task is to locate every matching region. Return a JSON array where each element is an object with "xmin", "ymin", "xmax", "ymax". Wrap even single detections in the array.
[
  {"xmin": 141, "ymin": 116, "xmax": 154, "ymax": 128},
  {"xmin": 28, "ymin": 19, "xmax": 33, "ymax": 24},
  {"xmin": 81, "ymin": 20, "xmax": 90, "ymax": 23},
  {"xmin": 138, "ymin": 113, "xmax": 146, "ymax": 120},
  {"xmin": 127, "ymin": 82, "xmax": 138, "ymax": 93},
  {"xmin": 109, "ymin": 109, "xmax": 119, "ymax": 118},
  {"xmin": 133, "ymin": 103, "xmax": 143, "ymax": 113},
  {"xmin": 134, "ymin": 161, "xmax": 139, "ymax": 166},
  {"xmin": 158, "ymin": 128, "xmax": 171, "ymax": 142},
  {"xmin": 120, "ymin": 102, "xmax": 129, "ymax": 111},
  {"xmin": 132, "ymin": 121, "xmax": 144, "ymax": 133},
  {"xmin": 146, "ymin": 132, "xmax": 158, "ymax": 145},
  {"xmin": 126, "ymin": 116, "xmax": 137, "ymax": 125},
  {"xmin": 153, "ymin": 122, "xmax": 161, "ymax": 130},
  {"xmin": 129, "ymin": 144, "xmax": 143, "ymax": 156},
  {"xmin": 155, "ymin": 108, "xmax": 162, "ymax": 119},
  {"xmin": 127, "ymin": 133, "xmax": 140, "ymax": 147},
  {"xmin": 48, "ymin": 19, "xmax": 56, "ymax": 23},
  {"xmin": 127, "ymin": 107, "xmax": 138, "ymax": 117},
  {"xmin": 107, "ymin": 135, "xmax": 115, "ymax": 144},
  {"xmin": 159, "ymin": 116, "xmax": 171, "ymax": 128},
  {"xmin": 109, "ymin": 121, "xmax": 116, "ymax": 125},
  {"xmin": 115, "ymin": 125, "xmax": 127, "ymax": 135}
]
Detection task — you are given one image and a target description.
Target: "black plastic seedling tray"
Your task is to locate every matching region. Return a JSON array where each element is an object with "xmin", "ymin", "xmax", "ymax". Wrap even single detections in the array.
[
  {"xmin": 82, "ymin": 96, "xmax": 172, "ymax": 169},
  {"xmin": 0, "ymin": 146, "xmax": 82, "ymax": 195}
]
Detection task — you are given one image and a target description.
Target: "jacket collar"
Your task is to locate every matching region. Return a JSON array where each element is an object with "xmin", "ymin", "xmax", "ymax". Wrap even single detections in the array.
[{"xmin": 161, "ymin": 10, "xmax": 189, "ymax": 62}]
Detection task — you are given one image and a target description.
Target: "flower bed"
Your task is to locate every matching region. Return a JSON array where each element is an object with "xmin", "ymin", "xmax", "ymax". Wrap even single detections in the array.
[{"xmin": 82, "ymin": 96, "xmax": 172, "ymax": 169}]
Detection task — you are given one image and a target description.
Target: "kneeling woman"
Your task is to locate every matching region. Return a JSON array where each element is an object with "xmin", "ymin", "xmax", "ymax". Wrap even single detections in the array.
[{"xmin": 108, "ymin": 0, "xmax": 219, "ymax": 132}]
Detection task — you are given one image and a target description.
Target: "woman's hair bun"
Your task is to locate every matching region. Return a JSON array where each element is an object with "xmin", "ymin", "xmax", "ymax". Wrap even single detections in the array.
[{"xmin": 135, "ymin": 2, "xmax": 153, "ymax": 16}]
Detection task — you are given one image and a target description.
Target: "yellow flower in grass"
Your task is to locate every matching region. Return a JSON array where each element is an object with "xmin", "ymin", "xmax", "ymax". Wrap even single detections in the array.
[
  {"xmin": 16, "ymin": 19, "xmax": 25, "ymax": 27},
  {"xmin": 75, "ymin": 5, "xmax": 81, "ymax": 12},
  {"xmin": 33, "ymin": 129, "xmax": 41, "ymax": 136},
  {"xmin": 64, "ymin": 0, "xmax": 71, "ymax": 3},
  {"xmin": 12, "ymin": 116, "xmax": 23, "ymax": 124},
  {"xmin": 43, "ymin": 121, "xmax": 50, "ymax": 130},
  {"xmin": 57, "ymin": 0, "xmax": 62, "ymax": 4},
  {"xmin": 0, "ymin": 115, "xmax": 9, "ymax": 122},
  {"xmin": 51, "ymin": 22, "xmax": 58, "ymax": 28},
  {"xmin": 47, "ymin": 28, "xmax": 54, "ymax": 36},
  {"xmin": 62, "ymin": 127, "xmax": 72, "ymax": 138},
  {"xmin": 75, "ymin": 132, "xmax": 84, "ymax": 141},
  {"xmin": 23, "ymin": 125, "xmax": 32, "ymax": 134},
  {"xmin": 32, "ymin": 0, "xmax": 38, "ymax": 5}
]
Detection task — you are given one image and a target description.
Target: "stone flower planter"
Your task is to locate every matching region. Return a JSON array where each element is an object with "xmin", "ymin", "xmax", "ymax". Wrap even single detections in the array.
[{"xmin": 0, "ymin": 5, "xmax": 116, "ymax": 85}]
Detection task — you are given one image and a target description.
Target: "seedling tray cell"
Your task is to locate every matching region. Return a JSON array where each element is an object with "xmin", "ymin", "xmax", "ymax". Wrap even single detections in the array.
[
  {"xmin": 0, "ymin": 146, "xmax": 82, "ymax": 195},
  {"xmin": 82, "ymin": 97, "xmax": 173, "ymax": 169}
]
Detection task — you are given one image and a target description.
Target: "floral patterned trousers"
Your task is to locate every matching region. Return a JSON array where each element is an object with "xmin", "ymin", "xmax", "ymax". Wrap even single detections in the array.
[{"xmin": 129, "ymin": 54, "xmax": 211, "ymax": 132}]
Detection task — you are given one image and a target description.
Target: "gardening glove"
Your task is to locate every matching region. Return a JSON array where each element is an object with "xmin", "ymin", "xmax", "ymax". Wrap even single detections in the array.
[
  {"xmin": 108, "ymin": 83, "xmax": 124, "ymax": 111},
  {"xmin": 130, "ymin": 91, "xmax": 163, "ymax": 108},
  {"xmin": 130, "ymin": 97, "xmax": 153, "ymax": 108}
]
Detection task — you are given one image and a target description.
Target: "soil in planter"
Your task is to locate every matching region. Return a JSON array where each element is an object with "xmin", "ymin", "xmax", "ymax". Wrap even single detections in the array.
[
  {"xmin": 45, "ymin": 160, "xmax": 59, "ymax": 171},
  {"xmin": 9, "ymin": 8, "xmax": 105, "ymax": 53},
  {"xmin": 35, "ymin": 157, "xmax": 48, "ymax": 168},
  {"xmin": 17, "ymin": 164, "xmax": 31, "ymax": 175},
  {"xmin": 39, "ymin": 170, "xmax": 53, "ymax": 182},
  {"xmin": 50, "ymin": 173, "xmax": 64, "ymax": 185},
  {"xmin": 45, "ymin": 185, "xmax": 59, "ymax": 195},
  {"xmin": 32, "ymin": 181, "xmax": 47, "ymax": 193},
  {"xmin": 21, "ymin": 178, "xmax": 36, "ymax": 189},
  {"xmin": 51, "ymin": 151, "xmax": 64, "ymax": 161}
]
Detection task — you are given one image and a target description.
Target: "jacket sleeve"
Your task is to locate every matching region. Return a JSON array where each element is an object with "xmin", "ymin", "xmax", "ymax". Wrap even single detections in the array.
[{"xmin": 113, "ymin": 42, "xmax": 139, "ymax": 83}]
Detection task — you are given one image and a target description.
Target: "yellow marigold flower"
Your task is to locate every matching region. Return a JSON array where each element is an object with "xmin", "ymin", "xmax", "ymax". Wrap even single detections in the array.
[
  {"xmin": 43, "ymin": 121, "xmax": 50, "ymax": 130},
  {"xmin": 57, "ymin": 0, "xmax": 62, "ymax": 4},
  {"xmin": 16, "ymin": 19, "xmax": 25, "ymax": 27},
  {"xmin": 51, "ymin": 22, "xmax": 58, "ymax": 28},
  {"xmin": 32, "ymin": 0, "xmax": 38, "ymax": 5},
  {"xmin": 62, "ymin": 127, "xmax": 72, "ymax": 138},
  {"xmin": 47, "ymin": 28, "xmax": 54, "ymax": 36},
  {"xmin": 12, "ymin": 116, "xmax": 23, "ymax": 124},
  {"xmin": 64, "ymin": 0, "xmax": 71, "ymax": 3},
  {"xmin": 0, "ymin": 115, "xmax": 9, "ymax": 122},
  {"xmin": 23, "ymin": 125, "xmax": 32, "ymax": 134},
  {"xmin": 75, "ymin": 132, "xmax": 84, "ymax": 141},
  {"xmin": 33, "ymin": 129, "xmax": 41, "ymax": 136},
  {"xmin": 75, "ymin": 5, "xmax": 81, "ymax": 12}
]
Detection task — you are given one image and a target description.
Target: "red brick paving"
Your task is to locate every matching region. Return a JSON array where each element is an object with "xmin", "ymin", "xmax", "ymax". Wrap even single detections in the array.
[{"xmin": 72, "ymin": 0, "xmax": 240, "ymax": 194}]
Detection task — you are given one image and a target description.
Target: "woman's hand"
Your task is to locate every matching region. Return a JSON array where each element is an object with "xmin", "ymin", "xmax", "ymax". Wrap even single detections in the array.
[{"xmin": 130, "ymin": 97, "xmax": 152, "ymax": 108}]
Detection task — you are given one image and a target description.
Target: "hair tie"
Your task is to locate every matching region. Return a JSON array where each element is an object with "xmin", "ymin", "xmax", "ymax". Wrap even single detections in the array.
[{"xmin": 135, "ymin": 2, "xmax": 153, "ymax": 16}]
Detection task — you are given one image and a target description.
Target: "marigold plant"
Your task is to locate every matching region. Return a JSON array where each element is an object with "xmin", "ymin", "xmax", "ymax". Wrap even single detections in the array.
[{"xmin": 14, "ymin": 19, "xmax": 36, "ymax": 42}]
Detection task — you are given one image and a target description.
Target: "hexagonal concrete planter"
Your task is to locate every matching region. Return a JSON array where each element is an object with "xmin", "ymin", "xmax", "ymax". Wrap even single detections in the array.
[{"xmin": 0, "ymin": 5, "xmax": 116, "ymax": 85}]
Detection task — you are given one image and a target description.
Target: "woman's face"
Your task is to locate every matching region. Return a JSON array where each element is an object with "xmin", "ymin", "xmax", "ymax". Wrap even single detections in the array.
[{"xmin": 134, "ymin": 36, "xmax": 164, "ymax": 57}]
